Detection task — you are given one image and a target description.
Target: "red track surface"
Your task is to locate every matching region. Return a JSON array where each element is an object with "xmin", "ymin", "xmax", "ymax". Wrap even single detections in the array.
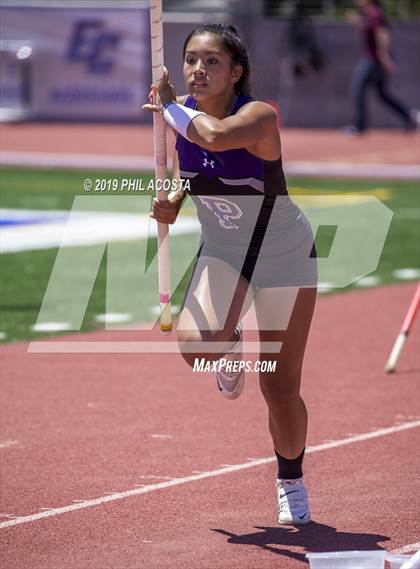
[
  {"xmin": 1, "ymin": 123, "xmax": 418, "ymax": 165},
  {"xmin": 1, "ymin": 283, "xmax": 419, "ymax": 568}
]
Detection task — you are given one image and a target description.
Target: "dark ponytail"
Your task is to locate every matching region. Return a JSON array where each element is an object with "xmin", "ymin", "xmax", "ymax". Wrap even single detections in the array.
[{"xmin": 182, "ymin": 23, "xmax": 251, "ymax": 96}]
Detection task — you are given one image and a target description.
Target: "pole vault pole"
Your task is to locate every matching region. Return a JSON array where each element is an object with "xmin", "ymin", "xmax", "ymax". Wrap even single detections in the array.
[
  {"xmin": 385, "ymin": 283, "xmax": 420, "ymax": 373},
  {"xmin": 149, "ymin": 0, "xmax": 172, "ymax": 333}
]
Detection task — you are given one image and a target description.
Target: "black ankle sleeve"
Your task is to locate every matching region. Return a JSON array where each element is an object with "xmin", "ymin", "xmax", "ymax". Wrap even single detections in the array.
[{"xmin": 275, "ymin": 447, "xmax": 305, "ymax": 479}]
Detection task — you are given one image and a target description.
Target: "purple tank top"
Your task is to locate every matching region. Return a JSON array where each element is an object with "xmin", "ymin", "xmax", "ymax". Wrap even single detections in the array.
[{"xmin": 175, "ymin": 94, "xmax": 288, "ymax": 249}]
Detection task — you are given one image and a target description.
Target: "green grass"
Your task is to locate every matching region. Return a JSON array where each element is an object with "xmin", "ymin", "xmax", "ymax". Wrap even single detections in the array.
[
  {"xmin": 0, "ymin": 168, "xmax": 155, "ymax": 210},
  {"xmin": 0, "ymin": 167, "xmax": 419, "ymax": 343}
]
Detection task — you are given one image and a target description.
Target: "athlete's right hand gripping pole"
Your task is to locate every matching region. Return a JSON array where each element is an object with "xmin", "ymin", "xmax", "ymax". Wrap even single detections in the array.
[
  {"xmin": 150, "ymin": 0, "xmax": 172, "ymax": 333},
  {"xmin": 385, "ymin": 283, "xmax": 420, "ymax": 373}
]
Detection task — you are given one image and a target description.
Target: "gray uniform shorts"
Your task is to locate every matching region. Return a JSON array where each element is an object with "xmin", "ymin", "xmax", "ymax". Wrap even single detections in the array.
[{"xmin": 198, "ymin": 196, "xmax": 318, "ymax": 289}]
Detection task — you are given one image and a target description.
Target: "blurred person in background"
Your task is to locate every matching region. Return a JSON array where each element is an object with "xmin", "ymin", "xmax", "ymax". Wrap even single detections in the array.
[
  {"xmin": 346, "ymin": 0, "xmax": 418, "ymax": 133},
  {"xmin": 288, "ymin": 0, "xmax": 325, "ymax": 78}
]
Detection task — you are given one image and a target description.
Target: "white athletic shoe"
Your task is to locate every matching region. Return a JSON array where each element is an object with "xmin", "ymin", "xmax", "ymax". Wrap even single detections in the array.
[
  {"xmin": 276, "ymin": 476, "xmax": 311, "ymax": 525},
  {"xmin": 215, "ymin": 323, "xmax": 244, "ymax": 400}
]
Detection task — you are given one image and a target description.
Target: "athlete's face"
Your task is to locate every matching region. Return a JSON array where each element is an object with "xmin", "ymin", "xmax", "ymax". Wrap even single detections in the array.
[{"xmin": 183, "ymin": 33, "xmax": 242, "ymax": 100}]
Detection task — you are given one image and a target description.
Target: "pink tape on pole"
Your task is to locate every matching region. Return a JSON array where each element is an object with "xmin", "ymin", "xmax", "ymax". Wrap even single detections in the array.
[
  {"xmin": 401, "ymin": 284, "xmax": 420, "ymax": 333},
  {"xmin": 160, "ymin": 293, "xmax": 170, "ymax": 303}
]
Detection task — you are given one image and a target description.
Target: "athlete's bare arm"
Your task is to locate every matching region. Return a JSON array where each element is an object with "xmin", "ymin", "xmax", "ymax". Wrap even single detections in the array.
[
  {"xmin": 174, "ymin": 95, "xmax": 279, "ymax": 157},
  {"xmin": 187, "ymin": 101, "xmax": 281, "ymax": 157},
  {"xmin": 142, "ymin": 93, "xmax": 280, "ymax": 159}
]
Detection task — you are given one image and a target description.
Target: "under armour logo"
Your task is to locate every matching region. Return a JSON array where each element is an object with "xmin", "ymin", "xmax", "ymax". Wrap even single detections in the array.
[{"xmin": 203, "ymin": 158, "xmax": 215, "ymax": 168}]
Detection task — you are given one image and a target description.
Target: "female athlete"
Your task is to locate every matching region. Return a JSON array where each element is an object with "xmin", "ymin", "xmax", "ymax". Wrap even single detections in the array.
[{"xmin": 143, "ymin": 24, "xmax": 317, "ymax": 525}]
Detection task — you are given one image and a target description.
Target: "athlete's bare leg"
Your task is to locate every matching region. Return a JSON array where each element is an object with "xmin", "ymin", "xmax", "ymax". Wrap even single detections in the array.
[
  {"xmin": 254, "ymin": 286, "xmax": 316, "ymax": 459},
  {"xmin": 177, "ymin": 256, "xmax": 253, "ymax": 366}
]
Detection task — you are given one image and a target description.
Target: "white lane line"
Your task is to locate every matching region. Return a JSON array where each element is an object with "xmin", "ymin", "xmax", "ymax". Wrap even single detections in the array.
[
  {"xmin": 355, "ymin": 276, "xmax": 381, "ymax": 288},
  {"xmin": 150, "ymin": 305, "xmax": 180, "ymax": 317},
  {"xmin": 95, "ymin": 313, "xmax": 132, "ymax": 324},
  {"xmin": 391, "ymin": 543, "xmax": 420, "ymax": 554},
  {"xmin": 1, "ymin": 212, "xmax": 200, "ymax": 254},
  {"xmin": 0, "ymin": 151, "xmax": 159, "ymax": 172},
  {"xmin": 138, "ymin": 475, "xmax": 175, "ymax": 481},
  {"xmin": 150, "ymin": 434, "xmax": 174, "ymax": 440},
  {"xmin": 1, "ymin": 419, "xmax": 419, "ymax": 530},
  {"xmin": 393, "ymin": 268, "xmax": 420, "ymax": 280},
  {"xmin": 31, "ymin": 322, "xmax": 72, "ymax": 332},
  {"xmin": 1, "ymin": 151, "xmax": 418, "ymax": 180},
  {"xmin": 317, "ymin": 283, "xmax": 336, "ymax": 294},
  {"xmin": 285, "ymin": 161, "xmax": 420, "ymax": 180},
  {"xmin": 0, "ymin": 440, "xmax": 18, "ymax": 449}
]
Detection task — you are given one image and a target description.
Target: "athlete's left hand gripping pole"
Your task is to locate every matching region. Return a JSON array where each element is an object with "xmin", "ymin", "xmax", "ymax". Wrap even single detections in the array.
[{"xmin": 150, "ymin": 0, "xmax": 172, "ymax": 333}]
